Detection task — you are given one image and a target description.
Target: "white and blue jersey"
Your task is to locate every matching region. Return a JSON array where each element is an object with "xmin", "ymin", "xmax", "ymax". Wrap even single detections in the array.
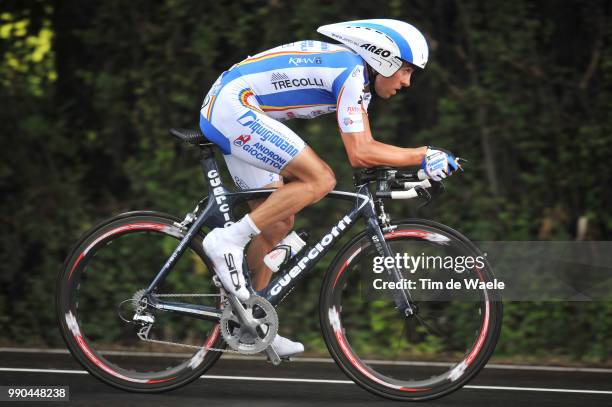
[{"xmin": 199, "ymin": 40, "xmax": 371, "ymax": 189}]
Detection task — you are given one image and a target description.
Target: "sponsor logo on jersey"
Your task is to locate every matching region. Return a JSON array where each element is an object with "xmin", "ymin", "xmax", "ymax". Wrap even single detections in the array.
[
  {"xmin": 270, "ymin": 72, "xmax": 325, "ymax": 90},
  {"xmin": 233, "ymin": 134, "xmax": 251, "ymax": 147},
  {"xmin": 343, "ymin": 116, "xmax": 363, "ymax": 128},
  {"xmin": 235, "ymin": 111, "xmax": 300, "ymax": 169},
  {"xmin": 238, "ymin": 88, "xmax": 260, "ymax": 111},
  {"xmin": 346, "ymin": 106, "xmax": 360, "ymax": 114},
  {"xmin": 237, "ymin": 111, "xmax": 292, "ymax": 146},
  {"xmin": 242, "ymin": 142, "xmax": 298, "ymax": 169},
  {"xmin": 288, "ymin": 56, "xmax": 322, "ymax": 66},
  {"xmin": 286, "ymin": 110, "xmax": 327, "ymax": 119},
  {"xmin": 360, "ymin": 43, "xmax": 392, "ymax": 58},
  {"xmin": 299, "ymin": 40, "xmax": 315, "ymax": 51},
  {"xmin": 271, "ymin": 72, "xmax": 290, "ymax": 82},
  {"xmin": 236, "ymin": 110, "xmax": 257, "ymax": 126}
]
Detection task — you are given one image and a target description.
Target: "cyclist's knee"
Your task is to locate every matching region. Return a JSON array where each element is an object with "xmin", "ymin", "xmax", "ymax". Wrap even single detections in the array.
[
  {"xmin": 303, "ymin": 170, "xmax": 335, "ymax": 202},
  {"xmin": 319, "ymin": 170, "xmax": 336, "ymax": 195},
  {"xmin": 282, "ymin": 147, "xmax": 335, "ymax": 200}
]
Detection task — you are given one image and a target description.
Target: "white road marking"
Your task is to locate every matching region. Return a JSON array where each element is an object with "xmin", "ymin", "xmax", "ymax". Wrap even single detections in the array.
[
  {"xmin": 1, "ymin": 347, "xmax": 611, "ymax": 374},
  {"xmin": 0, "ymin": 367, "xmax": 611, "ymax": 395},
  {"xmin": 204, "ymin": 375, "xmax": 353, "ymax": 384},
  {"xmin": 464, "ymin": 385, "xmax": 612, "ymax": 395},
  {"xmin": 0, "ymin": 367, "xmax": 88, "ymax": 375}
]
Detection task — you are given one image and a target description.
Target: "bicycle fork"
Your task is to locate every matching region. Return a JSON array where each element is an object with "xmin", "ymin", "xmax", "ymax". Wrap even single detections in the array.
[{"xmin": 365, "ymin": 207, "xmax": 416, "ymax": 317}]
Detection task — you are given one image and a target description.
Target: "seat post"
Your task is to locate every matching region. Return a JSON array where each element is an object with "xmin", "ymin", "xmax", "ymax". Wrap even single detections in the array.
[
  {"xmin": 199, "ymin": 143, "xmax": 214, "ymax": 160},
  {"xmin": 199, "ymin": 146, "xmax": 224, "ymax": 194}
]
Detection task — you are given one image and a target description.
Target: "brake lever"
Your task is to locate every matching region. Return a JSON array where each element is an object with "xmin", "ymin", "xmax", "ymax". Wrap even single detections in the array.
[
  {"xmin": 415, "ymin": 185, "xmax": 433, "ymax": 208},
  {"xmin": 431, "ymin": 179, "xmax": 445, "ymax": 195}
]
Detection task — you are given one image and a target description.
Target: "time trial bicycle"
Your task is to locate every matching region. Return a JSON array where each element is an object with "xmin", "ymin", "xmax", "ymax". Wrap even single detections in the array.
[{"xmin": 56, "ymin": 128, "xmax": 502, "ymax": 401}]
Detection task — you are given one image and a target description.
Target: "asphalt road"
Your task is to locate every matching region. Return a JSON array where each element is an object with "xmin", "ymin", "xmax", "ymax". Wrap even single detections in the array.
[{"xmin": 1, "ymin": 349, "xmax": 611, "ymax": 406}]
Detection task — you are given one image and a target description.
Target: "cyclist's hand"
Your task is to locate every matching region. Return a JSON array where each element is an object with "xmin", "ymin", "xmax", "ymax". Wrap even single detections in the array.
[{"xmin": 421, "ymin": 146, "xmax": 461, "ymax": 181}]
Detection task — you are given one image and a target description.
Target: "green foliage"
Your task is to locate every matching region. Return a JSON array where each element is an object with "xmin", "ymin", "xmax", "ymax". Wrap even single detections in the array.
[{"xmin": 1, "ymin": 0, "xmax": 611, "ymax": 363}]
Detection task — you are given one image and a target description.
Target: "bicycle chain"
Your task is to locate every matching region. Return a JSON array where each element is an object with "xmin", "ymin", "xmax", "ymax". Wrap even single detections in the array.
[
  {"xmin": 135, "ymin": 291, "xmax": 243, "ymax": 354},
  {"xmin": 152, "ymin": 293, "xmax": 221, "ymax": 297},
  {"xmin": 138, "ymin": 335, "xmax": 242, "ymax": 354}
]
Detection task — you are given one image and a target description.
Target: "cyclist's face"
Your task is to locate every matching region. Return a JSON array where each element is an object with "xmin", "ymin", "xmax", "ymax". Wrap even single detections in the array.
[{"xmin": 374, "ymin": 64, "xmax": 414, "ymax": 99}]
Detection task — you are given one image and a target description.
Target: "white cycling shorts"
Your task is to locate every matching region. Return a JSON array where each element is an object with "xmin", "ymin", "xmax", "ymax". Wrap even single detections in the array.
[{"xmin": 199, "ymin": 74, "xmax": 306, "ymax": 189}]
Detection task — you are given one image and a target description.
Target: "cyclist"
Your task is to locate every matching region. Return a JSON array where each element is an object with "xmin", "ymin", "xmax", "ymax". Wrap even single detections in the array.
[{"xmin": 199, "ymin": 19, "xmax": 460, "ymax": 357}]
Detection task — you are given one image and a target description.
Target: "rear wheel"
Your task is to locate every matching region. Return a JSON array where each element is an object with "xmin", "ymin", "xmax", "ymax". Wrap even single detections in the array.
[
  {"xmin": 320, "ymin": 220, "xmax": 503, "ymax": 401},
  {"xmin": 56, "ymin": 211, "xmax": 224, "ymax": 392}
]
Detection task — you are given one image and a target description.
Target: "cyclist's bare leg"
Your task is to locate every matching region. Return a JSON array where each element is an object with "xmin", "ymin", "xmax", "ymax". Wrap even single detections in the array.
[
  {"xmin": 208, "ymin": 149, "xmax": 325, "ymax": 356},
  {"xmin": 249, "ymin": 146, "xmax": 336, "ymax": 230},
  {"xmin": 245, "ymin": 180, "xmax": 294, "ymax": 290},
  {"xmin": 202, "ymin": 146, "xmax": 332, "ymax": 307}
]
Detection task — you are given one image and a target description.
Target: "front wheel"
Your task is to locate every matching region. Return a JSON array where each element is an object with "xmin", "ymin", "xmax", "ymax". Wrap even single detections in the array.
[{"xmin": 320, "ymin": 219, "xmax": 503, "ymax": 401}]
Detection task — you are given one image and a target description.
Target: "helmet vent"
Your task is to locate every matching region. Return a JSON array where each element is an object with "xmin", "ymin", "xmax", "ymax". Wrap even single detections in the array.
[{"xmin": 352, "ymin": 25, "xmax": 393, "ymax": 43}]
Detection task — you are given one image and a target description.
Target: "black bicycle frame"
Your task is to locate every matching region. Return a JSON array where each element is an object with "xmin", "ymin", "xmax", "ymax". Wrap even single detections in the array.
[{"xmin": 144, "ymin": 146, "xmax": 413, "ymax": 319}]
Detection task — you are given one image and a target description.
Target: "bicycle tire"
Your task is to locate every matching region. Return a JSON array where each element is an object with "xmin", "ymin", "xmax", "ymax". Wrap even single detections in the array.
[{"xmin": 319, "ymin": 219, "xmax": 503, "ymax": 401}]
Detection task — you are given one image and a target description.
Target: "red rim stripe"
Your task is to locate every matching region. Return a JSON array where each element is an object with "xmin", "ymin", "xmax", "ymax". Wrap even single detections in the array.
[{"xmin": 68, "ymin": 222, "xmax": 167, "ymax": 281}]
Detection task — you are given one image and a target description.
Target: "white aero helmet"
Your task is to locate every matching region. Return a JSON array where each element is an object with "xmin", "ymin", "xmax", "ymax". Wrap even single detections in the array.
[{"xmin": 317, "ymin": 19, "xmax": 429, "ymax": 77}]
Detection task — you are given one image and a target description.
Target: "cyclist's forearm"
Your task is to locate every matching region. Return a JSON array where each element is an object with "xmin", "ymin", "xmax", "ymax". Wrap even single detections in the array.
[{"xmin": 354, "ymin": 140, "xmax": 427, "ymax": 167}]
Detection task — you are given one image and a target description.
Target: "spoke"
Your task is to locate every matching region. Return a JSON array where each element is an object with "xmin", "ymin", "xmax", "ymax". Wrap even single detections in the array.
[{"xmin": 413, "ymin": 313, "xmax": 446, "ymax": 338}]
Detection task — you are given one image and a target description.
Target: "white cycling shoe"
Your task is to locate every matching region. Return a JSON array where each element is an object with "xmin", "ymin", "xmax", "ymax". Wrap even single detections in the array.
[
  {"xmin": 233, "ymin": 327, "xmax": 304, "ymax": 358},
  {"xmin": 202, "ymin": 227, "xmax": 250, "ymax": 301},
  {"xmin": 271, "ymin": 334, "xmax": 304, "ymax": 358}
]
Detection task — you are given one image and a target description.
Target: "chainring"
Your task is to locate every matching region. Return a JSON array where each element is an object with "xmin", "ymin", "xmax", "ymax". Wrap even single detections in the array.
[{"xmin": 220, "ymin": 296, "xmax": 278, "ymax": 355}]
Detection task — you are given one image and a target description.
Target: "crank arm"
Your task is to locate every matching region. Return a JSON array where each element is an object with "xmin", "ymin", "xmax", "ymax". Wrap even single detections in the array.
[
  {"xmin": 264, "ymin": 345, "xmax": 281, "ymax": 366},
  {"xmin": 227, "ymin": 296, "xmax": 259, "ymax": 336}
]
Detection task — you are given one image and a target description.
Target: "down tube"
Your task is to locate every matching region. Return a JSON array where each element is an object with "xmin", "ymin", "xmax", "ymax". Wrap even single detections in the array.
[{"xmin": 261, "ymin": 204, "xmax": 367, "ymax": 306}]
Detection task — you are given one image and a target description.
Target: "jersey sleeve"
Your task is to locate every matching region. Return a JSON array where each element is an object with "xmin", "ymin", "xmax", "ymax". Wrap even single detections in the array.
[{"xmin": 336, "ymin": 64, "xmax": 371, "ymax": 133}]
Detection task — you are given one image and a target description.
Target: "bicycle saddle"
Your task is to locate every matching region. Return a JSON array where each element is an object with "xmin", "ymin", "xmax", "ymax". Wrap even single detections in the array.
[{"xmin": 170, "ymin": 128, "xmax": 214, "ymax": 146}]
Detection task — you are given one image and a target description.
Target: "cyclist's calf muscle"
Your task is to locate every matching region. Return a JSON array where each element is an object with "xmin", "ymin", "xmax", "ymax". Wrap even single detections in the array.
[{"xmin": 246, "ymin": 186, "xmax": 295, "ymax": 290}]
